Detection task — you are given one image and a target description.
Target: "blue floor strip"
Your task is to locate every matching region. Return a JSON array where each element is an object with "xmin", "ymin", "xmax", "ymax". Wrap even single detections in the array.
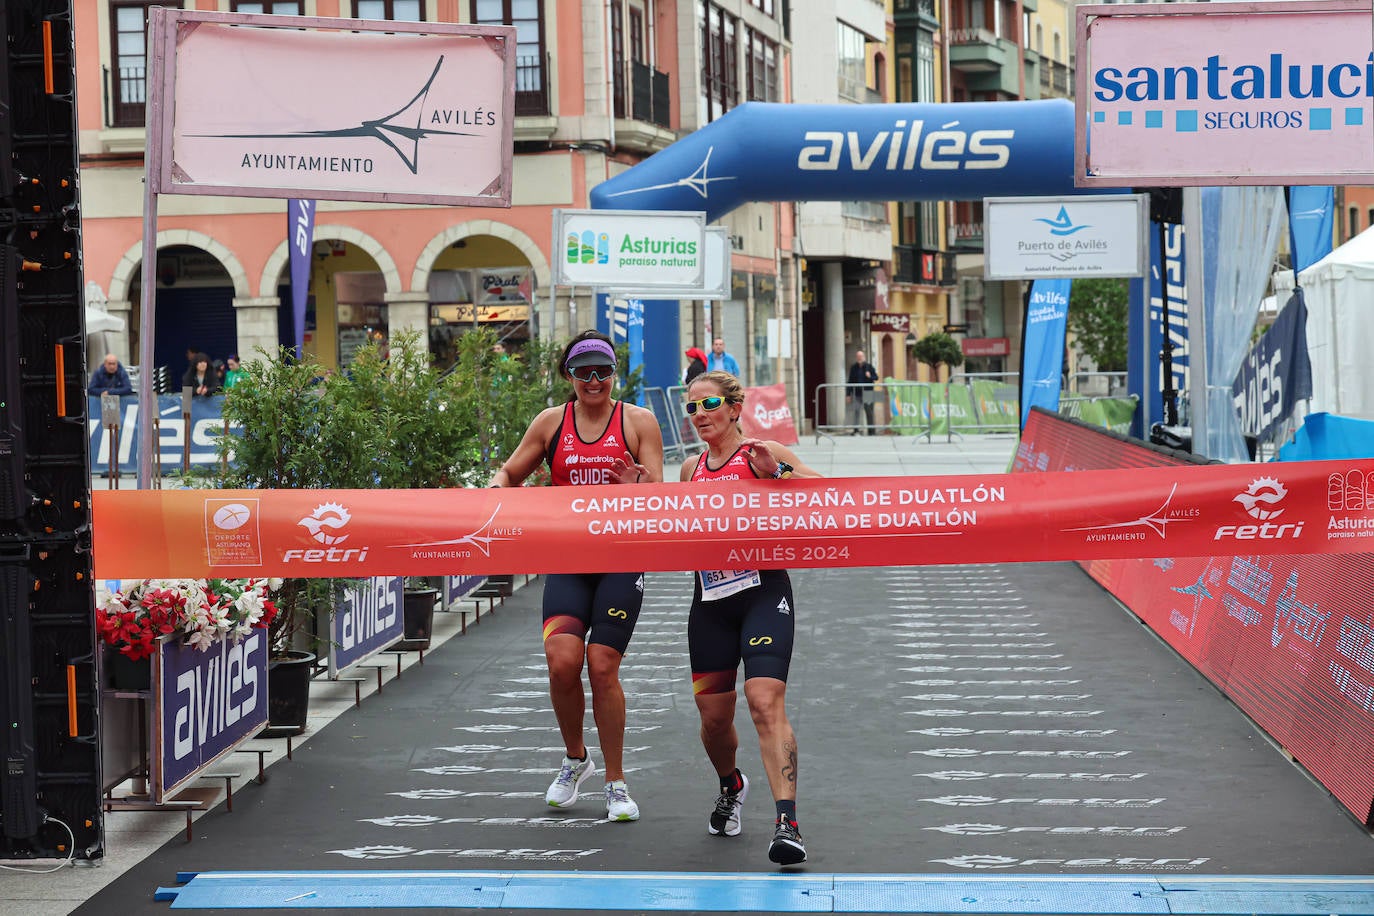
[{"xmin": 155, "ymin": 872, "xmax": 1374, "ymax": 912}]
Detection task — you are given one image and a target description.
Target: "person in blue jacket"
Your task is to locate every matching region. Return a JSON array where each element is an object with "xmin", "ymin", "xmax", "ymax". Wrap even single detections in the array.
[
  {"xmin": 88, "ymin": 354, "xmax": 133, "ymax": 396},
  {"xmin": 707, "ymin": 337, "xmax": 740, "ymax": 376}
]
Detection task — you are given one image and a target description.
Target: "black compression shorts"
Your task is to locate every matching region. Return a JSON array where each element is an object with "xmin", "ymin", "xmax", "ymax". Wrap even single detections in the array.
[
  {"xmin": 688, "ymin": 569, "xmax": 795, "ymax": 694},
  {"xmin": 541, "ymin": 571, "xmax": 644, "ymax": 655}
]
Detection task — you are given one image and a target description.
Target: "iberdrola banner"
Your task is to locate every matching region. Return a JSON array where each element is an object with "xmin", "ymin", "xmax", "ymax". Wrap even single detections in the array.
[{"xmin": 93, "ymin": 460, "xmax": 1374, "ymax": 578}]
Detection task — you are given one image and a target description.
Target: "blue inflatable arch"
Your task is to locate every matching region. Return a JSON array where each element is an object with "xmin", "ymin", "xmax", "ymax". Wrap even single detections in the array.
[
  {"xmin": 589, "ymin": 99, "xmax": 1090, "ymax": 401},
  {"xmin": 591, "ymin": 99, "xmax": 1084, "ymax": 219}
]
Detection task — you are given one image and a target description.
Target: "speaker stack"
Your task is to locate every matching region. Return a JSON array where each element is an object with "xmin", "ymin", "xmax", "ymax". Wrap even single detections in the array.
[{"xmin": 0, "ymin": 0, "xmax": 103, "ymax": 862}]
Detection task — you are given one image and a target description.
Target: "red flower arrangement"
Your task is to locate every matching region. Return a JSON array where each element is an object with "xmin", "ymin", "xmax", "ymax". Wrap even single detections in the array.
[{"xmin": 97, "ymin": 578, "xmax": 281, "ymax": 661}]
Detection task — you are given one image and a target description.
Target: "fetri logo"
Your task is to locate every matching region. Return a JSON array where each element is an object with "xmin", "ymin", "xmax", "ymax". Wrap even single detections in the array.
[
  {"xmin": 1215, "ymin": 477, "xmax": 1303, "ymax": 541},
  {"xmin": 298, "ymin": 502, "xmax": 352, "ymax": 545},
  {"xmin": 1233, "ymin": 477, "xmax": 1286, "ymax": 520},
  {"xmin": 752, "ymin": 403, "xmax": 792, "ymax": 429},
  {"xmin": 565, "ymin": 230, "xmax": 610, "ymax": 265}
]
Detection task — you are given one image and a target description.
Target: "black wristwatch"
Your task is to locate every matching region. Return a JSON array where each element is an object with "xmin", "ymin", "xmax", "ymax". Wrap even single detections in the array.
[{"xmin": 772, "ymin": 461, "xmax": 794, "ymax": 479}]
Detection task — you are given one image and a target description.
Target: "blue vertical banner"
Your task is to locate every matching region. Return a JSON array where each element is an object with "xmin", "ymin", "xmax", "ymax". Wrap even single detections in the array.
[
  {"xmin": 288, "ymin": 200, "xmax": 316, "ymax": 358},
  {"xmin": 1287, "ymin": 186, "xmax": 1334, "ymax": 275},
  {"xmin": 1128, "ymin": 222, "xmax": 1189, "ymax": 437},
  {"xmin": 1019, "ymin": 278, "xmax": 1072, "ymax": 428},
  {"xmin": 625, "ymin": 299, "xmax": 645, "ymax": 404},
  {"xmin": 598, "ymin": 294, "xmax": 679, "ymax": 394}
]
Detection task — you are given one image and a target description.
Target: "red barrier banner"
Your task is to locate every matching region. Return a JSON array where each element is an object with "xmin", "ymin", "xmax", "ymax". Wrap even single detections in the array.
[
  {"xmin": 739, "ymin": 384, "xmax": 799, "ymax": 445},
  {"xmin": 95, "ymin": 456, "xmax": 1374, "ymax": 581},
  {"xmin": 1016, "ymin": 409, "xmax": 1374, "ymax": 829}
]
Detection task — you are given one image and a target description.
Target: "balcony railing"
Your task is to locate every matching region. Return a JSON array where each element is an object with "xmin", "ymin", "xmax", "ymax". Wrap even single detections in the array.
[
  {"xmin": 950, "ymin": 222, "xmax": 984, "ymax": 247},
  {"xmin": 841, "ymin": 200, "xmax": 889, "ymax": 223},
  {"xmin": 1038, "ymin": 59, "xmax": 1073, "ymax": 97},
  {"xmin": 104, "ymin": 65, "xmax": 146, "ymax": 127},
  {"xmin": 894, "ymin": 245, "xmax": 957, "ymax": 286},
  {"xmin": 630, "ymin": 61, "xmax": 672, "ymax": 129},
  {"xmin": 516, "ymin": 54, "xmax": 550, "ymax": 117}
]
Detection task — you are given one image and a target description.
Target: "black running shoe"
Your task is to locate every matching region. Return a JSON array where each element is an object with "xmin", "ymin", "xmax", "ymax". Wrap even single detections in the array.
[
  {"xmin": 768, "ymin": 814, "xmax": 807, "ymax": 865},
  {"xmin": 708, "ymin": 772, "xmax": 749, "ymax": 836}
]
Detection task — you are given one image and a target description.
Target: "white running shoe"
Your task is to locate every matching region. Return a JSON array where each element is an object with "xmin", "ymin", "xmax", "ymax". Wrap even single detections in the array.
[
  {"xmin": 545, "ymin": 754, "xmax": 595, "ymax": 808},
  {"xmin": 708, "ymin": 771, "xmax": 749, "ymax": 836},
  {"xmin": 604, "ymin": 780, "xmax": 640, "ymax": 822}
]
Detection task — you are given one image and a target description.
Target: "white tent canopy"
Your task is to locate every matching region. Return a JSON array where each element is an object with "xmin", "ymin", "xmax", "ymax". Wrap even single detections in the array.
[{"xmin": 1272, "ymin": 225, "xmax": 1374, "ymax": 421}]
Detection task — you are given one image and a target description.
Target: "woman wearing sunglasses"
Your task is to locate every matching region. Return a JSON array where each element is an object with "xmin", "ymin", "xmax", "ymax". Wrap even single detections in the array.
[
  {"xmin": 488, "ymin": 330, "xmax": 664, "ymax": 823},
  {"xmin": 677, "ymin": 370, "xmax": 820, "ymax": 866}
]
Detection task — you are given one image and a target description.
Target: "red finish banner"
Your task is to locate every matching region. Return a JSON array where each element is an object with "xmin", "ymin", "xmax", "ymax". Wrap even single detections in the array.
[
  {"xmin": 1016, "ymin": 408, "xmax": 1374, "ymax": 828},
  {"xmin": 96, "ymin": 455, "xmax": 1374, "ymax": 581}
]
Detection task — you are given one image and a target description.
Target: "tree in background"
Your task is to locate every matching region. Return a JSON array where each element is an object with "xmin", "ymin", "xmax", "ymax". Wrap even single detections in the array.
[
  {"xmin": 912, "ymin": 331, "xmax": 965, "ymax": 381},
  {"xmin": 1067, "ymin": 277, "xmax": 1129, "ymax": 372}
]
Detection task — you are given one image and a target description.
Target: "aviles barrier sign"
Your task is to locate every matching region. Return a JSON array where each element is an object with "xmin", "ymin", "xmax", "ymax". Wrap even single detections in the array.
[
  {"xmin": 154, "ymin": 631, "xmax": 268, "ymax": 804},
  {"xmin": 1077, "ymin": 0, "xmax": 1374, "ymax": 185},
  {"xmin": 330, "ymin": 577, "xmax": 404, "ymax": 676},
  {"xmin": 93, "ymin": 459, "xmax": 1374, "ymax": 579},
  {"xmin": 89, "ymin": 395, "xmax": 232, "ymax": 473}
]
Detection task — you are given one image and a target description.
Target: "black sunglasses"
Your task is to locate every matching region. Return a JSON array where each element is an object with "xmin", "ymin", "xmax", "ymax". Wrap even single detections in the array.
[{"xmin": 569, "ymin": 364, "xmax": 616, "ymax": 383}]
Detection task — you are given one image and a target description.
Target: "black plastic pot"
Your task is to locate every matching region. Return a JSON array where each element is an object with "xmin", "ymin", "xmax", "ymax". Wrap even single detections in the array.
[
  {"xmin": 105, "ymin": 647, "xmax": 151, "ymax": 692},
  {"xmin": 266, "ymin": 650, "xmax": 316, "ymax": 734},
  {"xmin": 399, "ymin": 587, "xmax": 438, "ymax": 650}
]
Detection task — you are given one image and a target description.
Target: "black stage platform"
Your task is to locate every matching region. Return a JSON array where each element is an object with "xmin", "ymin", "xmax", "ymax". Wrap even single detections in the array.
[{"xmin": 78, "ymin": 563, "xmax": 1374, "ymax": 914}]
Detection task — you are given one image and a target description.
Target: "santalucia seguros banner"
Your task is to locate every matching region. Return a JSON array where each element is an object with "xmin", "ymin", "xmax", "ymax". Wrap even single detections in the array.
[{"xmin": 93, "ymin": 459, "xmax": 1374, "ymax": 579}]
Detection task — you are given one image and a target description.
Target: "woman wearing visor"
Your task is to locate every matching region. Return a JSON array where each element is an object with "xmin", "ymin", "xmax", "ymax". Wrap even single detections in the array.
[
  {"xmin": 677, "ymin": 370, "xmax": 820, "ymax": 866},
  {"xmin": 489, "ymin": 330, "xmax": 663, "ymax": 822}
]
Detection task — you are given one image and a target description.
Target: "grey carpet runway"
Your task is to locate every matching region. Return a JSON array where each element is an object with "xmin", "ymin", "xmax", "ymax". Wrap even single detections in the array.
[{"xmin": 74, "ymin": 562, "xmax": 1373, "ymax": 914}]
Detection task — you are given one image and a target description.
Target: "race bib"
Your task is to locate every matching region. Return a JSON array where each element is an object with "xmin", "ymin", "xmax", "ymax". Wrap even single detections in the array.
[{"xmin": 698, "ymin": 568, "xmax": 761, "ymax": 602}]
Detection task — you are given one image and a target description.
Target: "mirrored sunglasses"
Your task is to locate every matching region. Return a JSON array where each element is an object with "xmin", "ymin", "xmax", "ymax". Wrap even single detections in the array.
[
  {"xmin": 684, "ymin": 395, "xmax": 727, "ymax": 415},
  {"xmin": 569, "ymin": 364, "xmax": 616, "ymax": 383}
]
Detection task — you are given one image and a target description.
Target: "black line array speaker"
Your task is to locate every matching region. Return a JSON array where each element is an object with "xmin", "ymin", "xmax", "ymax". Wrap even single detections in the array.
[{"xmin": 0, "ymin": 0, "xmax": 103, "ymax": 862}]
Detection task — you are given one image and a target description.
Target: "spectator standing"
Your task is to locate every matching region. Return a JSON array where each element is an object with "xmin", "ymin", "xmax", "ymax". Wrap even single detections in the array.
[
  {"xmin": 683, "ymin": 346, "xmax": 708, "ymax": 386},
  {"xmin": 221, "ymin": 355, "xmax": 245, "ymax": 389},
  {"xmin": 707, "ymin": 337, "xmax": 740, "ymax": 376},
  {"xmin": 846, "ymin": 350, "xmax": 880, "ymax": 435},
  {"xmin": 88, "ymin": 353, "xmax": 133, "ymax": 396},
  {"xmin": 183, "ymin": 352, "xmax": 220, "ymax": 397}
]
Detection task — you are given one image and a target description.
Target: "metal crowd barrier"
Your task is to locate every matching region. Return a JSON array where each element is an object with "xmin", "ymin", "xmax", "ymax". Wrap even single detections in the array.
[{"xmin": 811, "ymin": 374, "xmax": 1022, "ymax": 442}]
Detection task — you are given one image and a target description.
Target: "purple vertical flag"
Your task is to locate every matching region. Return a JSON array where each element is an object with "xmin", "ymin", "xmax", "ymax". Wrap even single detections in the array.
[{"xmin": 289, "ymin": 200, "xmax": 316, "ymax": 358}]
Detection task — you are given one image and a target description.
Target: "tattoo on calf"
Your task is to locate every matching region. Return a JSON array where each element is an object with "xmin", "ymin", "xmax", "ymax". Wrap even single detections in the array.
[{"xmin": 781, "ymin": 739, "xmax": 798, "ymax": 786}]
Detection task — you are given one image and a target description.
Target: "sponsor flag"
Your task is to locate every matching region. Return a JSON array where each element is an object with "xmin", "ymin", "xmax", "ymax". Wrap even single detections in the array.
[
  {"xmin": 1128, "ymin": 222, "xmax": 1189, "ymax": 437},
  {"xmin": 738, "ymin": 384, "xmax": 798, "ymax": 445},
  {"xmin": 1286, "ymin": 186, "xmax": 1334, "ymax": 276},
  {"xmin": 289, "ymin": 199, "xmax": 316, "ymax": 358},
  {"xmin": 1231, "ymin": 288, "xmax": 1313, "ymax": 442},
  {"xmin": 1019, "ymin": 278, "xmax": 1072, "ymax": 428}
]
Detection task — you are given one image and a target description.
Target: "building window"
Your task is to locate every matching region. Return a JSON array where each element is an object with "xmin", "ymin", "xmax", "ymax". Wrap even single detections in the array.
[
  {"xmin": 701, "ymin": 1, "xmax": 739, "ymax": 122},
  {"xmin": 473, "ymin": 0, "xmax": 548, "ymax": 116},
  {"xmin": 355, "ymin": 0, "xmax": 424, "ymax": 20},
  {"xmin": 749, "ymin": 0, "xmax": 774, "ymax": 17},
  {"xmin": 1035, "ymin": 23, "xmax": 1043, "ymax": 53},
  {"xmin": 1052, "ymin": 31, "xmax": 1061, "ymax": 62},
  {"xmin": 109, "ymin": 1, "xmax": 156, "ymax": 128},
  {"xmin": 231, "ymin": 1, "xmax": 304, "ymax": 12},
  {"xmin": 745, "ymin": 27, "xmax": 778, "ymax": 102},
  {"xmin": 1350, "ymin": 206, "xmax": 1359, "ymax": 238},
  {"xmin": 837, "ymin": 21, "xmax": 866, "ymax": 101}
]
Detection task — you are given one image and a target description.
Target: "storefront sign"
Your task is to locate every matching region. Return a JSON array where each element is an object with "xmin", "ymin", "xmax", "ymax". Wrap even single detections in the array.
[
  {"xmin": 552, "ymin": 209, "xmax": 706, "ymax": 289},
  {"xmin": 476, "ymin": 268, "xmax": 533, "ymax": 305},
  {"xmin": 150, "ymin": 9, "xmax": 515, "ymax": 206},
  {"xmin": 985, "ymin": 195, "xmax": 1147, "ymax": 279},
  {"xmin": 870, "ymin": 312, "xmax": 911, "ymax": 334},
  {"xmin": 154, "ymin": 632, "xmax": 268, "ymax": 803},
  {"xmin": 962, "ymin": 337, "xmax": 1011, "ymax": 357},
  {"xmin": 1077, "ymin": 0, "xmax": 1374, "ymax": 185},
  {"xmin": 331, "ymin": 577, "xmax": 404, "ymax": 675}
]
